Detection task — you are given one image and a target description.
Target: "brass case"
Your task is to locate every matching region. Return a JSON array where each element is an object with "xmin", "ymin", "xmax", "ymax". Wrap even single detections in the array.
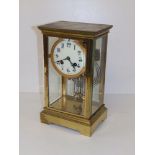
[
  {"xmin": 41, "ymin": 105, "xmax": 107, "ymax": 136},
  {"xmin": 38, "ymin": 21, "xmax": 112, "ymax": 136}
]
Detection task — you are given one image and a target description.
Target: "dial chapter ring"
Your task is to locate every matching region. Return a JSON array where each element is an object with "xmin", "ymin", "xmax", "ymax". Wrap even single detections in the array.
[{"xmin": 50, "ymin": 38, "xmax": 86, "ymax": 78}]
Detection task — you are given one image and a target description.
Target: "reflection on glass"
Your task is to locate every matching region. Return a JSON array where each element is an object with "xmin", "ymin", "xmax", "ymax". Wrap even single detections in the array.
[{"xmin": 92, "ymin": 36, "xmax": 107, "ymax": 114}]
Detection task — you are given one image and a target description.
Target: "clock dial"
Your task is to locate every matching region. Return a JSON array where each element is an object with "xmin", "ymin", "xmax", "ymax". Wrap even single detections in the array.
[{"xmin": 51, "ymin": 39, "xmax": 86, "ymax": 77}]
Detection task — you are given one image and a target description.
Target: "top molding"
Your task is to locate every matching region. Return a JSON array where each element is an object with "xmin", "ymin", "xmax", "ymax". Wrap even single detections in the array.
[{"xmin": 38, "ymin": 21, "xmax": 113, "ymax": 39}]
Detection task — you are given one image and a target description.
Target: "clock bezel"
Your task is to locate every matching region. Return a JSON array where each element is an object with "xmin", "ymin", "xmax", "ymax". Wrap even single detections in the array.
[{"xmin": 50, "ymin": 38, "xmax": 86, "ymax": 78}]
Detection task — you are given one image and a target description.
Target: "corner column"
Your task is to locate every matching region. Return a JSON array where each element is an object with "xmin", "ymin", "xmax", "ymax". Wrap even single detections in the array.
[
  {"xmin": 43, "ymin": 35, "xmax": 49, "ymax": 107},
  {"xmin": 83, "ymin": 39, "xmax": 95, "ymax": 118}
]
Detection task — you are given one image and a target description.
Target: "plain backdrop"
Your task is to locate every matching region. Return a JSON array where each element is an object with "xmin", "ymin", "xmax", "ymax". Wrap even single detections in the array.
[
  {"xmin": 19, "ymin": 1, "xmax": 135, "ymax": 155},
  {"xmin": 19, "ymin": 0, "xmax": 135, "ymax": 94}
]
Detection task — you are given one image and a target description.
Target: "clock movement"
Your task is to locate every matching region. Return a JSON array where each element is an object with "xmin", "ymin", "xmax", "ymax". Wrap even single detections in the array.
[{"xmin": 38, "ymin": 21, "xmax": 112, "ymax": 136}]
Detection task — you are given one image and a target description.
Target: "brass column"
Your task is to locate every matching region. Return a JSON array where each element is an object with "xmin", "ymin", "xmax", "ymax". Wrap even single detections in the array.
[
  {"xmin": 43, "ymin": 35, "xmax": 49, "ymax": 107},
  {"xmin": 62, "ymin": 77, "xmax": 67, "ymax": 108},
  {"xmin": 83, "ymin": 39, "xmax": 95, "ymax": 118}
]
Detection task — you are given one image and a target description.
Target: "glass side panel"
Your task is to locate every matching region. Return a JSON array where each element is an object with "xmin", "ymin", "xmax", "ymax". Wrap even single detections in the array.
[{"xmin": 92, "ymin": 36, "xmax": 107, "ymax": 114}]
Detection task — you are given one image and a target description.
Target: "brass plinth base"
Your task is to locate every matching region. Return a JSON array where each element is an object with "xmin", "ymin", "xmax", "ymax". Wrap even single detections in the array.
[{"xmin": 40, "ymin": 105, "xmax": 107, "ymax": 136}]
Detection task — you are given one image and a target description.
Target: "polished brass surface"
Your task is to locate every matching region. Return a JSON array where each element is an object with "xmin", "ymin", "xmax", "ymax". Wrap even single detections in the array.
[
  {"xmin": 38, "ymin": 21, "xmax": 113, "ymax": 39},
  {"xmin": 40, "ymin": 30, "xmax": 110, "ymax": 40},
  {"xmin": 83, "ymin": 39, "xmax": 95, "ymax": 118},
  {"xmin": 62, "ymin": 77, "xmax": 67, "ymax": 107},
  {"xmin": 40, "ymin": 104, "xmax": 107, "ymax": 136},
  {"xmin": 62, "ymin": 77, "xmax": 67, "ymax": 96},
  {"xmin": 38, "ymin": 21, "xmax": 112, "ymax": 136},
  {"xmin": 43, "ymin": 35, "xmax": 49, "ymax": 107}
]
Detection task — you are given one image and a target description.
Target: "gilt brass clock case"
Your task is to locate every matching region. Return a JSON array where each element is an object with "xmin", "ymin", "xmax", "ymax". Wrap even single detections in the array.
[{"xmin": 38, "ymin": 21, "xmax": 113, "ymax": 136}]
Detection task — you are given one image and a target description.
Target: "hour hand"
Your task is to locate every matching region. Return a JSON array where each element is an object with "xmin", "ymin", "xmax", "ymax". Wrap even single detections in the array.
[
  {"xmin": 55, "ymin": 60, "xmax": 64, "ymax": 64},
  {"xmin": 66, "ymin": 57, "xmax": 76, "ymax": 68},
  {"xmin": 55, "ymin": 57, "xmax": 71, "ymax": 64}
]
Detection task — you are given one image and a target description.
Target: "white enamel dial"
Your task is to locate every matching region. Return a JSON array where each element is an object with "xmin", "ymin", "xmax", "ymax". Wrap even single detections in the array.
[{"xmin": 51, "ymin": 39, "xmax": 86, "ymax": 77}]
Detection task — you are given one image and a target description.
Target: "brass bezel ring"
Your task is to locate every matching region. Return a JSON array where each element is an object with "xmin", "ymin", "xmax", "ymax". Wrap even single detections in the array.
[{"xmin": 50, "ymin": 38, "xmax": 86, "ymax": 78}]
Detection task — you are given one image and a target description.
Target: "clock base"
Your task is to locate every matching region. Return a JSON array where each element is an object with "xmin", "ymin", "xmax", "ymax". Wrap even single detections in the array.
[{"xmin": 40, "ymin": 105, "xmax": 107, "ymax": 136}]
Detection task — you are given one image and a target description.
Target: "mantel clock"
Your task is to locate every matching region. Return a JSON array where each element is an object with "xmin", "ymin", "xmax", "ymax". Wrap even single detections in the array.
[{"xmin": 38, "ymin": 21, "xmax": 112, "ymax": 136}]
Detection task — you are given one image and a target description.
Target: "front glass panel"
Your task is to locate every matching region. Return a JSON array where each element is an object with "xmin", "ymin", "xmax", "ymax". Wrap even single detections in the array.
[
  {"xmin": 47, "ymin": 37, "xmax": 86, "ymax": 116},
  {"xmin": 92, "ymin": 36, "xmax": 107, "ymax": 114}
]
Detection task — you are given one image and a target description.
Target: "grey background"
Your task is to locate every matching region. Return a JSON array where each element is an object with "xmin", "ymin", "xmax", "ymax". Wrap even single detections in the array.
[{"xmin": 19, "ymin": 0, "xmax": 135, "ymax": 94}]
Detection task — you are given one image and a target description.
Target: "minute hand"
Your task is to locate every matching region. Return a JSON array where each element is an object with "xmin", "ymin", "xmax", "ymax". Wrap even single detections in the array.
[{"xmin": 66, "ymin": 56, "xmax": 77, "ymax": 69}]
